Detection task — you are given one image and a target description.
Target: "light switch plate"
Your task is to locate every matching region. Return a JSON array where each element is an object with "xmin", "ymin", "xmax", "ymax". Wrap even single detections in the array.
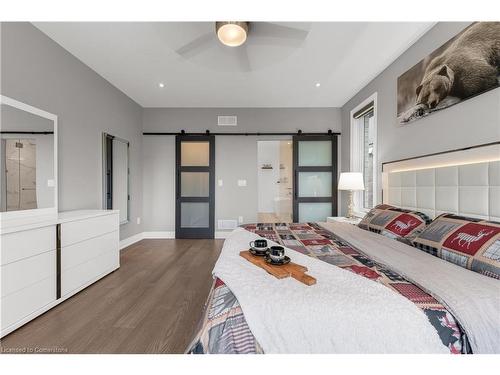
[
  {"xmin": 136, "ymin": 217, "xmax": 141, "ymax": 225},
  {"xmin": 218, "ymin": 179, "xmax": 223, "ymax": 187},
  {"xmin": 237, "ymin": 179, "xmax": 247, "ymax": 187}
]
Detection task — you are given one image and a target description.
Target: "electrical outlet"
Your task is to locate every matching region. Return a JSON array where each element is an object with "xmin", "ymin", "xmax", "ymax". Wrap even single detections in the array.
[
  {"xmin": 237, "ymin": 179, "xmax": 247, "ymax": 187},
  {"xmin": 136, "ymin": 217, "xmax": 141, "ymax": 225},
  {"xmin": 238, "ymin": 216, "xmax": 244, "ymax": 224}
]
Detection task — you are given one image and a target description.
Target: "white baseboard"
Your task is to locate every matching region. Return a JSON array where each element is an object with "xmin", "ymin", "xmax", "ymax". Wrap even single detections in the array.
[
  {"xmin": 119, "ymin": 232, "xmax": 144, "ymax": 250},
  {"xmin": 120, "ymin": 230, "xmax": 229, "ymax": 247},
  {"xmin": 143, "ymin": 231, "xmax": 175, "ymax": 239}
]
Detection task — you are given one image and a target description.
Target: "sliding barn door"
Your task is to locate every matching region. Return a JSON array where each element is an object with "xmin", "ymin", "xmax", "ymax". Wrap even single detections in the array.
[
  {"xmin": 175, "ymin": 135, "xmax": 215, "ymax": 239},
  {"xmin": 293, "ymin": 135, "xmax": 338, "ymax": 222}
]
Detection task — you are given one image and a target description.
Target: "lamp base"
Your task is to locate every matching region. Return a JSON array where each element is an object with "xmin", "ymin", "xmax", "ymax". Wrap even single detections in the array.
[{"xmin": 347, "ymin": 190, "xmax": 356, "ymax": 219}]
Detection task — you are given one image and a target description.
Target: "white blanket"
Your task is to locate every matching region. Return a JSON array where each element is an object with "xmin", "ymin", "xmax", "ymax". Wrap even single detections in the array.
[
  {"xmin": 212, "ymin": 227, "xmax": 448, "ymax": 354},
  {"xmin": 320, "ymin": 222, "xmax": 500, "ymax": 354}
]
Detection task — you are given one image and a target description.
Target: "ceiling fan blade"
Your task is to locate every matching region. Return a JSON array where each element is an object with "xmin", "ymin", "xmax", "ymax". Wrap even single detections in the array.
[
  {"xmin": 251, "ymin": 22, "xmax": 309, "ymax": 40},
  {"xmin": 247, "ymin": 36, "xmax": 305, "ymax": 48},
  {"xmin": 176, "ymin": 32, "xmax": 214, "ymax": 58},
  {"xmin": 235, "ymin": 44, "xmax": 251, "ymax": 72}
]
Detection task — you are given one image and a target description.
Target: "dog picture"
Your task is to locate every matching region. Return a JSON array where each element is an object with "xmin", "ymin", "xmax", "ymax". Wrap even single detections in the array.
[{"xmin": 397, "ymin": 22, "xmax": 500, "ymax": 125}]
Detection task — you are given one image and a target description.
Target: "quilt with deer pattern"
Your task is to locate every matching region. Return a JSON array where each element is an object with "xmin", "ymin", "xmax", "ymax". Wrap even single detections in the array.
[{"xmin": 187, "ymin": 222, "xmax": 471, "ymax": 354}]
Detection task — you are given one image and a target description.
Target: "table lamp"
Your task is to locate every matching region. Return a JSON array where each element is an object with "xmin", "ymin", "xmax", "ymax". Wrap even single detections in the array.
[{"xmin": 338, "ymin": 172, "xmax": 365, "ymax": 219}]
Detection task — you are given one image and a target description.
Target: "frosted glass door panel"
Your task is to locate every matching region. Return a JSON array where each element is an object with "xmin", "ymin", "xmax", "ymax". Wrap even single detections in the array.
[
  {"xmin": 298, "ymin": 172, "xmax": 332, "ymax": 197},
  {"xmin": 298, "ymin": 203, "xmax": 332, "ymax": 222},
  {"xmin": 298, "ymin": 141, "xmax": 332, "ymax": 166},
  {"xmin": 181, "ymin": 172, "xmax": 209, "ymax": 197},
  {"xmin": 181, "ymin": 202, "xmax": 210, "ymax": 228},
  {"xmin": 181, "ymin": 142, "xmax": 210, "ymax": 166}
]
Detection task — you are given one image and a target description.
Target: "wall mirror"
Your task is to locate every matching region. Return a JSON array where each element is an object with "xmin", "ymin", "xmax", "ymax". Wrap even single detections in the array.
[
  {"xmin": 102, "ymin": 133, "xmax": 129, "ymax": 225},
  {"xmin": 0, "ymin": 95, "xmax": 58, "ymax": 219}
]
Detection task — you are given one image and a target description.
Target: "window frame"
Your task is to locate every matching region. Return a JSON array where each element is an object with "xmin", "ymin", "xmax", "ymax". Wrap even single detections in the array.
[{"xmin": 349, "ymin": 92, "xmax": 378, "ymax": 216}]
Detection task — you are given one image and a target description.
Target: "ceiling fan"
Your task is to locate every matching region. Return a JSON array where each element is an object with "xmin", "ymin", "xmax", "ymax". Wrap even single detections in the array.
[{"xmin": 175, "ymin": 22, "xmax": 310, "ymax": 72}]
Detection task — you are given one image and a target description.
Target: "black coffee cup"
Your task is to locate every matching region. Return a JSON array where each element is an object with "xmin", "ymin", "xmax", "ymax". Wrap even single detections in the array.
[
  {"xmin": 269, "ymin": 246, "xmax": 285, "ymax": 262},
  {"xmin": 250, "ymin": 239, "xmax": 267, "ymax": 249}
]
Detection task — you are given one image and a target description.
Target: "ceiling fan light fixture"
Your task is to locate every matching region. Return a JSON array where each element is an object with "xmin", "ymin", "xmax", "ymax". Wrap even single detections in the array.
[{"xmin": 216, "ymin": 21, "xmax": 248, "ymax": 47}]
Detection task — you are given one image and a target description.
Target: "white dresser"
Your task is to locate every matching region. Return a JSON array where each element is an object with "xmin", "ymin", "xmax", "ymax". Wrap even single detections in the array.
[{"xmin": 0, "ymin": 210, "xmax": 119, "ymax": 337}]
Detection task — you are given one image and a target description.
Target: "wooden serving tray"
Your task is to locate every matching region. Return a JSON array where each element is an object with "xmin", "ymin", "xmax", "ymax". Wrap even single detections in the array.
[{"xmin": 240, "ymin": 250, "xmax": 316, "ymax": 286}]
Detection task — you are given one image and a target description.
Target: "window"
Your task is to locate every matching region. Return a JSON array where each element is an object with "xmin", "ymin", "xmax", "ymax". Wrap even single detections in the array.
[
  {"xmin": 350, "ymin": 94, "xmax": 377, "ymax": 214},
  {"xmin": 362, "ymin": 111, "xmax": 375, "ymax": 209}
]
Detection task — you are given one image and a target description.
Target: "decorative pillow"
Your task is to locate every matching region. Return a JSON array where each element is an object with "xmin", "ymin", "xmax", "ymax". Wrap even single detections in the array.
[
  {"xmin": 412, "ymin": 214, "xmax": 500, "ymax": 280},
  {"xmin": 358, "ymin": 204, "xmax": 431, "ymax": 241}
]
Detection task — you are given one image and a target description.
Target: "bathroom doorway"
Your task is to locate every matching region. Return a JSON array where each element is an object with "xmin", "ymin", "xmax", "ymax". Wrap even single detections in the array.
[{"xmin": 257, "ymin": 140, "xmax": 293, "ymax": 223}]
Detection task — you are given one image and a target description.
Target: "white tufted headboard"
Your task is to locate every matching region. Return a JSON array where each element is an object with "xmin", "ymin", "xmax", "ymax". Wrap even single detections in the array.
[{"xmin": 382, "ymin": 143, "xmax": 500, "ymax": 221}]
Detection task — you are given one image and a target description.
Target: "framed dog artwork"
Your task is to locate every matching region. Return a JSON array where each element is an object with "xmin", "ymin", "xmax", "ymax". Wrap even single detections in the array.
[{"xmin": 397, "ymin": 22, "xmax": 500, "ymax": 125}]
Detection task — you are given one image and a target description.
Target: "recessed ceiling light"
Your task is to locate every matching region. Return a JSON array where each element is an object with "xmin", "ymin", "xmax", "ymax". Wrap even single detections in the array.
[
  {"xmin": 158, "ymin": 82, "xmax": 165, "ymax": 88},
  {"xmin": 315, "ymin": 82, "xmax": 321, "ymax": 87}
]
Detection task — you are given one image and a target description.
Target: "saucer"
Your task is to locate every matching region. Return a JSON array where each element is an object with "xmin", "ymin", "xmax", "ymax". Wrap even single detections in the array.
[
  {"xmin": 249, "ymin": 248, "xmax": 269, "ymax": 256},
  {"xmin": 265, "ymin": 255, "xmax": 291, "ymax": 265}
]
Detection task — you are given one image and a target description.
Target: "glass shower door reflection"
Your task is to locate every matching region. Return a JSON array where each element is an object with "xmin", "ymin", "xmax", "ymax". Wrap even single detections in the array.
[{"xmin": 4, "ymin": 139, "xmax": 37, "ymax": 211}]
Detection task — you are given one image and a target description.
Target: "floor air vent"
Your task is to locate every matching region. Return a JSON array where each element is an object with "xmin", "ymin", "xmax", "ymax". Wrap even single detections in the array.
[{"xmin": 217, "ymin": 115, "xmax": 237, "ymax": 126}]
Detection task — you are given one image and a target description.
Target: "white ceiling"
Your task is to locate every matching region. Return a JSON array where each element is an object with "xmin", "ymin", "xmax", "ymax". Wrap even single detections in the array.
[{"xmin": 34, "ymin": 22, "xmax": 434, "ymax": 108}]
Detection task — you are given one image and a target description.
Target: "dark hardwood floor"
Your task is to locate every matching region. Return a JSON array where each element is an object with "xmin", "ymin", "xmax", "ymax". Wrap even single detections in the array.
[{"xmin": 0, "ymin": 239, "xmax": 223, "ymax": 354}]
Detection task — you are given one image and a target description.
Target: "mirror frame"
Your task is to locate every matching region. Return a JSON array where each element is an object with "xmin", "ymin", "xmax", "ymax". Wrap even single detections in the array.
[{"xmin": 0, "ymin": 95, "xmax": 58, "ymax": 221}]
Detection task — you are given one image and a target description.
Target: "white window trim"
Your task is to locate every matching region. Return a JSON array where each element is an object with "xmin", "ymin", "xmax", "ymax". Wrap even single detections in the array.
[{"xmin": 349, "ymin": 92, "xmax": 378, "ymax": 215}]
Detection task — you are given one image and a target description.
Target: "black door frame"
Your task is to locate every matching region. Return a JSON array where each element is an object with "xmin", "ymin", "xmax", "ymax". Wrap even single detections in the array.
[
  {"xmin": 103, "ymin": 133, "xmax": 113, "ymax": 210},
  {"xmin": 175, "ymin": 135, "xmax": 215, "ymax": 239},
  {"xmin": 292, "ymin": 135, "xmax": 338, "ymax": 222}
]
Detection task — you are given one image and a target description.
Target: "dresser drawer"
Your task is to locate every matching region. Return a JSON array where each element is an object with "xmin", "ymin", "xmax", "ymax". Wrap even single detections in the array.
[
  {"xmin": 1, "ymin": 275, "xmax": 56, "ymax": 331},
  {"xmin": 61, "ymin": 248, "xmax": 119, "ymax": 297},
  {"xmin": 1, "ymin": 250, "xmax": 56, "ymax": 298},
  {"xmin": 61, "ymin": 213, "xmax": 118, "ymax": 247},
  {"xmin": 1, "ymin": 226, "xmax": 56, "ymax": 266},
  {"xmin": 61, "ymin": 230, "xmax": 118, "ymax": 271}
]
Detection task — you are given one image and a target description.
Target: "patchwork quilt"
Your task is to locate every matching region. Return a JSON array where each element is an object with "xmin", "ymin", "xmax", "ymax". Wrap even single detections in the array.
[{"xmin": 187, "ymin": 222, "xmax": 471, "ymax": 354}]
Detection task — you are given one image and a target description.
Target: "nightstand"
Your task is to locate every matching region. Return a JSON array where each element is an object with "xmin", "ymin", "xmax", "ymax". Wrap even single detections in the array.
[{"xmin": 326, "ymin": 216, "xmax": 362, "ymax": 225}]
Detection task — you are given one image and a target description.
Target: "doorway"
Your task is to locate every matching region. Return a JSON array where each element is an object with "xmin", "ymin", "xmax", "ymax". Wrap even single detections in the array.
[
  {"xmin": 257, "ymin": 140, "xmax": 293, "ymax": 223},
  {"xmin": 2, "ymin": 138, "xmax": 37, "ymax": 211},
  {"xmin": 175, "ymin": 135, "xmax": 215, "ymax": 238}
]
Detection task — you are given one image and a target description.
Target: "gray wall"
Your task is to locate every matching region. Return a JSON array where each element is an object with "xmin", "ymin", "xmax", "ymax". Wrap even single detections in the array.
[
  {"xmin": 142, "ymin": 108, "xmax": 342, "ymax": 233},
  {"xmin": 1, "ymin": 22, "xmax": 144, "ymax": 240},
  {"xmin": 340, "ymin": 22, "xmax": 500, "ymax": 215},
  {"xmin": 143, "ymin": 107, "xmax": 341, "ymax": 133},
  {"xmin": 142, "ymin": 135, "xmax": 175, "ymax": 233}
]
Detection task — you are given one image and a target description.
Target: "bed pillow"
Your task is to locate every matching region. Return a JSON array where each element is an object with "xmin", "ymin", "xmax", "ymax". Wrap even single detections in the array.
[
  {"xmin": 412, "ymin": 214, "xmax": 500, "ymax": 280},
  {"xmin": 358, "ymin": 204, "xmax": 431, "ymax": 241}
]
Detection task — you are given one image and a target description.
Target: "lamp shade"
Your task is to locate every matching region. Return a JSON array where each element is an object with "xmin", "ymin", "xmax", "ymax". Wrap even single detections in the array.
[{"xmin": 338, "ymin": 172, "xmax": 365, "ymax": 191}]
